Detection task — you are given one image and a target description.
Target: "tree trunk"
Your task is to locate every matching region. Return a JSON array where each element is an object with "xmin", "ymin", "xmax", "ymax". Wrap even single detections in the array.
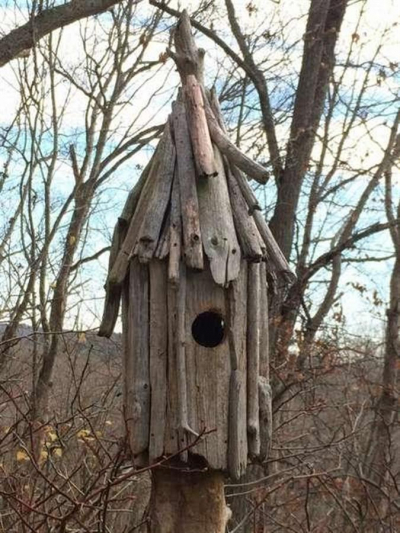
[{"xmin": 148, "ymin": 467, "xmax": 230, "ymax": 533}]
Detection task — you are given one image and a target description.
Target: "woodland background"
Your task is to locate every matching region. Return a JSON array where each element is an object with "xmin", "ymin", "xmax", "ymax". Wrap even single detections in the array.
[{"xmin": 0, "ymin": 0, "xmax": 399, "ymax": 531}]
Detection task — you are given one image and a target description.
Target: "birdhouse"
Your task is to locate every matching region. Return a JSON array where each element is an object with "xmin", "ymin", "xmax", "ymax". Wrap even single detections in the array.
[{"xmin": 99, "ymin": 12, "xmax": 292, "ymax": 480}]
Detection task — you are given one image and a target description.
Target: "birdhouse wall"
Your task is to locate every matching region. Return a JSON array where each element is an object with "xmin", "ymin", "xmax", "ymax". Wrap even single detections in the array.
[{"xmin": 122, "ymin": 255, "xmax": 270, "ymax": 479}]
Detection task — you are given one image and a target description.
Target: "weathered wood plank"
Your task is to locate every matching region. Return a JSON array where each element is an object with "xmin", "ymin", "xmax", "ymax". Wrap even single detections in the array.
[
  {"xmin": 184, "ymin": 74, "xmax": 217, "ymax": 179},
  {"xmin": 185, "ymin": 268, "xmax": 230, "ymax": 470},
  {"xmin": 228, "ymin": 261, "xmax": 248, "ymax": 479},
  {"xmin": 172, "ymin": 100, "xmax": 204, "ymax": 271},
  {"xmin": 226, "ymin": 162, "xmax": 265, "ymax": 261},
  {"xmin": 124, "ymin": 259, "xmax": 150, "ymax": 457},
  {"xmin": 164, "ymin": 282, "xmax": 180, "ymax": 456},
  {"xmin": 253, "ymin": 210, "xmax": 294, "ymax": 280},
  {"xmin": 203, "ymin": 88, "xmax": 269, "ymax": 185},
  {"xmin": 155, "ymin": 212, "xmax": 170, "ymax": 260},
  {"xmin": 197, "ymin": 146, "xmax": 241, "ymax": 286},
  {"xmin": 259, "ymin": 262, "xmax": 269, "ymax": 380},
  {"xmin": 149, "ymin": 260, "xmax": 168, "ymax": 462},
  {"xmin": 135, "ymin": 123, "xmax": 175, "ymax": 263},
  {"xmin": 259, "ymin": 376, "xmax": 272, "ymax": 462},
  {"xmin": 98, "ymin": 220, "xmax": 125, "ymax": 337},
  {"xmin": 168, "ymin": 172, "xmax": 182, "ymax": 286},
  {"xmin": 109, "ymin": 140, "xmax": 164, "ymax": 285},
  {"xmin": 247, "ymin": 262, "xmax": 261, "ymax": 458}
]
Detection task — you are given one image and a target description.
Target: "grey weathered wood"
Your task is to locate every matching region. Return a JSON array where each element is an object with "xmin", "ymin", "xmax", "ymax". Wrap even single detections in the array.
[
  {"xmin": 197, "ymin": 145, "xmax": 241, "ymax": 286},
  {"xmin": 247, "ymin": 262, "xmax": 261, "ymax": 458},
  {"xmin": 164, "ymin": 283, "xmax": 179, "ymax": 456},
  {"xmin": 125, "ymin": 259, "xmax": 150, "ymax": 456},
  {"xmin": 259, "ymin": 376, "xmax": 272, "ymax": 462},
  {"xmin": 184, "ymin": 74, "xmax": 217, "ymax": 179},
  {"xmin": 203, "ymin": 88, "xmax": 269, "ymax": 185},
  {"xmin": 172, "ymin": 100, "xmax": 204, "ymax": 271},
  {"xmin": 209, "ymin": 88, "xmax": 261, "ymax": 214},
  {"xmin": 185, "ymin": 268, "xmax": 230, "ymax": 470},
  {"xmin": 149, "ymin": 260, "xmax": 168, "ymax": 462},
  {"xmin": 109, "ymin": 142, "xmax": 164, "ymax": 285},
  {"xmin": 168, "ymin": 172, "xmax": 181, "ymax": 286},
  {"xmin": 98, "ymin": 220, "xmax": 125, "ymax": 337},
  {"xmin": 228, "ymin": 261, "xmax": 248, "ymax": 479},
  {"xmin": 259, "ymin": 262, "xmax": 270, "ymax": 380},
  {"xmin": 155, "ymin": 212, "xmax": 170, "ymax": 260},
  {"xmin": 226, "ymin": 163, "xmax": 265, "ymax": 261},
  {"xmin": 229, "ymin": 164, "xmax": 261, "ymax": 215},
  {"xmin": 135, "ymin": 123, "xmax": 175, "ymax": 263},
  {"xmin": 253, "ymin": 210, "xmax": 294, "ymax": 280}
]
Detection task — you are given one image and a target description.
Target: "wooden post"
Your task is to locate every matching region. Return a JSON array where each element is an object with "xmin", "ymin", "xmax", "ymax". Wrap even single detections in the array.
[{"xmin": 148, "ymin": 467, "xmax": 231, "ymax": 533}]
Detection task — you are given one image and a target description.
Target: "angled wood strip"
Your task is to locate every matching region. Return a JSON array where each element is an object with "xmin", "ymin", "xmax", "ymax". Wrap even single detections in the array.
[
  {"xmin": 203, "ymin": 88, "xmax": 269, "ymax": 185},
  {"xmin": 171, "ymin": 100, "xmax": 204, "ymax": 270},
  {"xmin": 253, "ymin": 210, "xmax": 294, "ymax": 280},
  {"xmin": 135, "ymin": 123, "xmax": 176, "ymax": 263},
  {"xmin": 226, "ymin": 161, "xmax": 265, "ymax": 261},
  {"xmin": 184, "ymin": 74, "xmax": 217, "ymax": 178},
  {"xmin": 198, "ymin": 145, "xmax": 241, "ymax": 286},
  {"xmin": 149, "ymin": 260, "xmax": 168, "ymax": 462},
  {"xmin": 247, "ymin": 262, "xmax": 261, "ymax": 458},
  {"xmin": 125, "ymin": 259, "xmax": 150, "ymax": 456},
  {"xmin": 98, "ymin": 220, "xmax": 125, "ymax": 337},
  {"xmin": 108, "ymin": 139, "xmax": 164, "ymax": 285}
]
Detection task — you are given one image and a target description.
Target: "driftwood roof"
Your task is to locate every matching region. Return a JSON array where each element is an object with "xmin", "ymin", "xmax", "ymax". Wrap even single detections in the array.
[{"xmin": 99, "ymin": 11, "xmax": 292, "ymax": 338}]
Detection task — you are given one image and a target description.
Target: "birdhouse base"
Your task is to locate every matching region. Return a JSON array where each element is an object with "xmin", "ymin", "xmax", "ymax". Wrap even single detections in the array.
[{"xmin": 148, "ymin": 466, "xmax": 230, "ymax": 533}]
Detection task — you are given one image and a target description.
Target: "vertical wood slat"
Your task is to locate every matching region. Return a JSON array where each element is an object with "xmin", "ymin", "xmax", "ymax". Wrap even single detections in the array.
[
  {"xmin": 228, "ymin": 261, "xmax": 248, "ymax": 479},
  {"xmin": 172, "ymin": 100, "xmax": 204, "ymax": 271},
  {"xmin": 259, "ymin": 261, "xmax": 272, "ymax": 460},
  {"xmin": 197, "ymin": 146, "xmax": 241, "ymax": 286},
  {"xmin": 168, "ymin": 172, "xmax": 182, "ymax": 286},
  {"xmin": 124, "ymin": 259, "xmax": 150, "ymax": 457},
  {"xmin": 149, "ymin": 260, "xmax": 168, "ymax": 462},
  {"xmin": 164, "ymin": 283, "xmax": 180, "ymax": 456},
  {"xmin": 247, "ymin": 262, "xmax": 261, "ymax": 458}
]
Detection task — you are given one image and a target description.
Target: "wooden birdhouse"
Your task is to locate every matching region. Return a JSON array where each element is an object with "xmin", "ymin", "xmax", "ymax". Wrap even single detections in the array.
[{"xmin": 99, "ymin": 11, "xmax": 292, "ymax": 481}]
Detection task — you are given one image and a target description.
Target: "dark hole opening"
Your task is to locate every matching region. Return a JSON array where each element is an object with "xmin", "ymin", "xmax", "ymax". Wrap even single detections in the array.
[{"xmin": 191, "ymin": 311, "xmax": 225, "ymax": 348}]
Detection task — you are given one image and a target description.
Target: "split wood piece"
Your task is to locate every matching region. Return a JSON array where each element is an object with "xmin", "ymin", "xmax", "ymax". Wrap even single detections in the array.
[
  {"xmin": 135, "ymin": 122, "xmax": 175, "ymax": 263},
  {"xmin": 227, "ymin": 261, "xmax": 248, "ymax": 480},
  {"xmin": 253, "ymin": 210, "xmax": 294, "ymax": 280},
  {"xmin": 209, "ymin": 88, "xmax": 261, "ymax": 214},
  {"xmin": 109, "ymin": 140, "xmax": 164, "ymax": 286},
  {"xmin": 119, "ymin": 142, "xmax": 161, "ymax": 224},
  {"xmin": 259, "ymin": 262, "xmax": 270, "ymax": 380},
  {"xmin": 184, "ymin": 74, "xmax": 217, "ymax": 179},
  {"xmin": 172, "ymin": 100, "xmax": 204, "ymax": 271},
  {"xmin": 164, "ymin": 283, "xmax": 180, "ymax": 456},
  {"xmin": 202, "ymin": 87, "xmax": 269, "ymax": 185},
  {"xmin": 149, "ymin": 260, "xmax": 168, "ymax": 462},
  {"xmin": 170, "ymin": 9, "xmax": 205, "ymax": 85},
  {"xmin": 125, "ymin": 259, "xmax": 150, "ymax": 456},
  {"xmin": 185, "ymin": 268, "xmax": 230, "ymax": 469},
  {"xmin": 98, "ymin": 220, "xmax": 125, "ymax": 337},
  {"xmin": 259, "ymin": 376, "xmax": 272, "ymax": 462},
  {"xmin": 155, "ymin": 212, "xmax": 170, "ymax": 260},
  {"xmin": 226, "ymin": 161, "xmax": 265, "ymax": 261},
  {"xmin": 149, "ymin": 468, "xmax": 230, "ymax": 533},
  {"xmin": 197, "ymin": 145, "xmax": 241, "ymax": 286},
  {"xmin": 247, "ymin": 262, "xmax": 261, "ymax": 458},
  {"xmin": 168, "ymin": 172, "xmax": 182, "ymax": 286}
]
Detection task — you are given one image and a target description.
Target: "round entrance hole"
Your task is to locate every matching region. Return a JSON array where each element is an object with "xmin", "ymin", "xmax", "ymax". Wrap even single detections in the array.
[{"xmin": 191, "ymin": 311, "xmax": 225, "ymax": 348}]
